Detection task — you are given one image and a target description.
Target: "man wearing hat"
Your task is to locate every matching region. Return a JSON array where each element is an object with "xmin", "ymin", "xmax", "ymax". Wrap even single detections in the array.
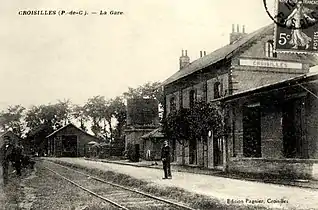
[
  {"xmin": 161, "ymin": 140, "xmax": 172, "ymax": 179},
  {"xmin": 0, "ymin": 135, "xmax": 14, "ymax": 186}
]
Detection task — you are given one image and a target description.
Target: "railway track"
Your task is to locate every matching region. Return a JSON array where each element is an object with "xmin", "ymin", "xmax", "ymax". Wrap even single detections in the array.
[{"xmin": 43, "ymin": 160, "xmax": 196, "ymax": 210}]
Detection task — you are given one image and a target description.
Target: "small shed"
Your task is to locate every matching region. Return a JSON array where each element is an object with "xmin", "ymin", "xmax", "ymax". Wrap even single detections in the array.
[
  {"xmin": 46, "ymin": 123, "xmax": 101, "ymax": 157},
  {"xmin": 141, "ymin": 128, "xmax": 165, "ymax": 160}
]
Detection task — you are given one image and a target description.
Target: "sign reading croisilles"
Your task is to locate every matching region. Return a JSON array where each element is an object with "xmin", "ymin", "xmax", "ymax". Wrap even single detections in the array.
[
  {"xmin": 274, "ymin": 0, "xmax": 318, "ymax": 53},
  {"xmin": 239, "ymin": 58, "xmax": 303, "ymax": 69}
]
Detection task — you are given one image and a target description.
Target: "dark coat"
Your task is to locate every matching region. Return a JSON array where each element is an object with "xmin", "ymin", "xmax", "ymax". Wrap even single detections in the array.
[
  {"xmin": 0, "ymin": 144, "xmax": 15, "ymax": 165},
  {"xmin": 161, "ymin": 145, "xmax": 171, "ymax": 162}
]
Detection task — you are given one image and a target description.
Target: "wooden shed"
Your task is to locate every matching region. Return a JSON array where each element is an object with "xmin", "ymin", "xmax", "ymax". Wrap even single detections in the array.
[{"xmin": 46, "ymin": 123, "xmax": 101, "ymax": 157}]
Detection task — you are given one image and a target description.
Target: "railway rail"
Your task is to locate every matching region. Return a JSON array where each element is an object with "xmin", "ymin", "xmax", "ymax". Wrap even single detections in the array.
[{"xmin": 43, "ymin": 160, "xmax": 196, "ymax": 210}]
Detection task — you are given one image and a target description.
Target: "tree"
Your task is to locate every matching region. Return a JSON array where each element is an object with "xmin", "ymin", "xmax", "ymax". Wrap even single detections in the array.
[
  {"xmin": 163, "ymin": 108, "xmax": 191, "ymax": 165},
  {"xmin": 109, "ymin": 96, "xmax": 126, "ymax": 139},
  {"xmin": 72, "ymin": 104, "xmax": 88, "ymax": 131},
  {"xmin": 24, "ymin": 101, "xmax": 72, "ymax": 154},
  {"xmin": 55, "ymin": 99, "xmax": 72, "ymax": 127},
  {"xmin": 25, "ymin": 102, "xmax": 71, "ymax": 131},
  {"xmin": 0, "ymin": 105, "xmax": 26, "ymax": 137},
  {"xmin": 163, "ymin": 108, "xmax": 191, "ymax": 144},
  {"xmin": 187, "ymin": 101, "xmax": 224, "ymax": 142},
  {"xmin": 123, "ymin": 81, "xmax": 164, "ymax": 122},
  {"xmin": 163, "ymin": 101, "xmax": 224, "ymax": 165},
  {"xmin": 25, "ymin": 105, "xmax": 43, "ymax": 131},
  {"xmin": 123, "ymin": 81, "xmax": 164, "ymax": 105},
  {"xmin": 84, "ymin": 96, "xmax": 112, "ymax": 140}
]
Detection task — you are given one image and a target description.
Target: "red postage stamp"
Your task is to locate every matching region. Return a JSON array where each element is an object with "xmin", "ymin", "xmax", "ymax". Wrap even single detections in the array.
[{"xmin": 272, "ymin": 0, "xmax": 318, "ymax": 53}]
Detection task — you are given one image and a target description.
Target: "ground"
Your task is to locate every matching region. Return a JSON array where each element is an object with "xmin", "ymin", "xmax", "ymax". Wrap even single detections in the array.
[
  {"xmin": 1, "ymin": 158, "xmax": 318, "ymax": 210},
  {"xmin": 0, "ymin": 162, "xmax": 114, "ymax": 210},
  {"xmin": 48, "ymin": 157, "xmax": 318, "ymax": 210}
]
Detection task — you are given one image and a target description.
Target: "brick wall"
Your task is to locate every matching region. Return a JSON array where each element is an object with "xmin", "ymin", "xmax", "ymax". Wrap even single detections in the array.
[
  {"xmin": 231, "ymin": 99, "xmax": 285, "ymax": 159},
  {"xmin": 232, "ymin": 103, "xmax": 244, "ymax": 157},
  {"xmin": 261, "ymin": 105, "xmax": 284, "ymax": 158},
  {"xmin": 197, "ymin": 139, "xmax": 204, "ymax": 166},
  {"xmin": 228, "ymin": 158, "xmax": 318, "ymax": 180},
  {"xmin": 230, "ymin": 33, "xmax": 309, "ymax": 94},
  {"xmin": 306, "ymin": 94, "xmax": 318, "ymax": 159},
  {"xmin": 193, "ymin": 82, "xmax": 205, "ymax": 102},
  {"xmin": 166, "ymin": 91, "xmax": 180, "ymax": 115},
  {"xmin": 232, "ymin": 70, "xmax": 303, "ymax": 94},
  {"xmin": 239, "ymin": 33, "xmax": 314, "ymax": 65},
  {"xmin": 182, "ymin": 87, "xmax": 191, "ymax": 108},
  {"xmin": 207, "ymin": 73, "xmax": 229, "ymax": 102}
]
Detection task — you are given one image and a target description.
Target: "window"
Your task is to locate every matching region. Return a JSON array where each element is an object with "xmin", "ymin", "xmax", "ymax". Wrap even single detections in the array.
[
  {"xmin": 265, "ymin": 40, "xmax": 277, "ymax": 58},
  {"xmin": 189, "ymin": 89, "xmax": 196, "ymax": 108},
  {"xmin": 214, "ymin": 82, "xmax": 221, "ymax": 99},
  {"xmin": 170, "ymin": 97, "xmax": 176, "ymax": 112}
]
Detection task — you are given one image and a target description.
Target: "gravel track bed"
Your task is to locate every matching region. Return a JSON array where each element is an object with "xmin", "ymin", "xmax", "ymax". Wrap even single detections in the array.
[
  {"xmin": 23, "ymin": 161, "xmax": 117, "ymax": 210},
  {"xmin": 43, "ymin": 161, "xmax": 190, "ymax": 210}
]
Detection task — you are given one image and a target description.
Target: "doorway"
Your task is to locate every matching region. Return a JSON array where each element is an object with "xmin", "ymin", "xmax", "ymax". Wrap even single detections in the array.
[
  {"xmin": 213, "ymin": 136, "xmax": 223, "ymax": 167},
  {"xmin": 62, "ymin": 135, "xmax": 78, "ymax": 157},
  {"xmin": 282, "ymin": 98, "xmax": 306, "ymax": 158},
  {"xmin": 243, "ymin": 105, "xmax": 261, "ymax": 157},
  {"xmin": 189, "ymin": 139, "xmax": 197, "ymax": 165}
]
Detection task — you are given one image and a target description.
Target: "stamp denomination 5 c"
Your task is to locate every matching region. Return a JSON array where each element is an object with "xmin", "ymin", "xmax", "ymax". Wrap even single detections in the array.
[{"xmin": 265, "ymin": 0, "xmax": 318, "ymax": 53}]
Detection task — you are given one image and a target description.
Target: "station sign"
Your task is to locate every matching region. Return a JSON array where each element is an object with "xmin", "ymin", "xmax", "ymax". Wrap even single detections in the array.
[{"xmin": 239, "ymin": 58, "xmax": 303, "ymax": 69}]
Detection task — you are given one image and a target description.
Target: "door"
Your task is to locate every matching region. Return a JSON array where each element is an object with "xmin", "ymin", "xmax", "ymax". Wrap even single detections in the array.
[
  {"xmin": 243, "ymin": 105, "xmax": 261, "ymax": 157},
  {"xmin": 282, "ymin": 98, "xmax": 306, "ymax": 158},
  {"xmin": 213, "ymin": 136, "xmax": 223, "ymax": 167},
  {"xmin": 189, "ymin": 139, "xmax": 197, "ymax": 165}
]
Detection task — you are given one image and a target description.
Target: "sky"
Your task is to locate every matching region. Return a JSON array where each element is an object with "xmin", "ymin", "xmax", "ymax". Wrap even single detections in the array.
[{"xmin": 0, "ymin": 0, "xmax": 275, "ymax": 110}]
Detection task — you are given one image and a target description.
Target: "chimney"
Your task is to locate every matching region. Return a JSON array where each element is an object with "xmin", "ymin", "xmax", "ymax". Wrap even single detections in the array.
[
  {"xmin": 230, "ymin": 24, "xmax": 247, "ymax": 44},
  {"xmin": 179, "ymin": 49, "xmax": 190, "ymax": 70},
  {"xmin": 204, "ymin": 51, "xmax": 206, "ymax": 56},
  {"xmin": 200, "ymin": 51, "xmax": 203, "ymax": 58}
]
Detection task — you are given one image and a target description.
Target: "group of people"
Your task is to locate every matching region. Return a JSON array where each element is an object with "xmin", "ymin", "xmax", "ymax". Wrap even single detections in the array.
[
  {"xmin": 0, "ymin": 136, "xmax": 24, "ymax": 186},
  {"xmin": 1, "ymin": 136, "xmax": 171, "ymax": 183}
]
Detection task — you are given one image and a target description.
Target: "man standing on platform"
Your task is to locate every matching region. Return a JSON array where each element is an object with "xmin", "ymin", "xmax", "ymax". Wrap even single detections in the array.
[{"xmin": 161, "ymin": 140, "xmax": 172, "ymax": 179}]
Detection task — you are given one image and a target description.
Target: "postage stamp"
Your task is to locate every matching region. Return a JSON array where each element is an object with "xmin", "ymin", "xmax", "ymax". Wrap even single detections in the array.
[{"xmin": 264, "ymin": 0, "xmax": 318, "ymax": 53}]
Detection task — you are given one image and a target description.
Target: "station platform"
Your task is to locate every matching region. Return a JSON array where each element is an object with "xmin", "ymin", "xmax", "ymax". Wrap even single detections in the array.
[{"xmin": 46, "ymin": 157, "xmax": 318, "ymax": 209}]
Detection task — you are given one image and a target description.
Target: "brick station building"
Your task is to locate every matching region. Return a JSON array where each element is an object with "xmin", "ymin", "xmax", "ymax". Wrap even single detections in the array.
[
  {"xmin": 223, "ymin": 72, "xmax": 318, "ymax": 179},
  {"xmin": 163, "ymin": 23, "xmax": 318, "ymax": 177}
]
